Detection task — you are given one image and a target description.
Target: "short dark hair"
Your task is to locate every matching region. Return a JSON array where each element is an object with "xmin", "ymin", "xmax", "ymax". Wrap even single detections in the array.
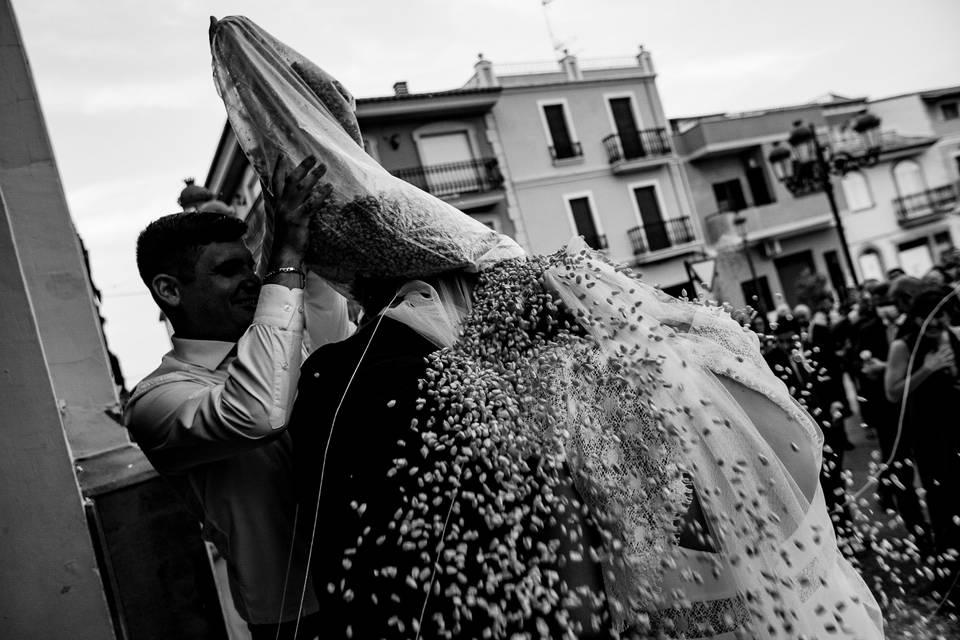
[
  {"xmin": 136, "ymin": 211, "xmax": 247, "ymax": 289},
  {"xmin": 908, "ymin": 286, "xmax": 953, "ymax": 323}
]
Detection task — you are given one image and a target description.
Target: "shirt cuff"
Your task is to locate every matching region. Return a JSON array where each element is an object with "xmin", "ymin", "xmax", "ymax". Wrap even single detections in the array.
[{"xmin": 254, "ymin": 284, "xmax": 305, "ymax": 331}]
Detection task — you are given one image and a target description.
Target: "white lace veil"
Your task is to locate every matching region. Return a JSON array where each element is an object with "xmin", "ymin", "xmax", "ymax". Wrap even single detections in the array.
[
  {"xmin": 381, "ymin": 272, "xmax": 476, "ymax": 349},
  {"xmin": 543, "ymin": 239, "xmax": 882, "ymax": 637}
]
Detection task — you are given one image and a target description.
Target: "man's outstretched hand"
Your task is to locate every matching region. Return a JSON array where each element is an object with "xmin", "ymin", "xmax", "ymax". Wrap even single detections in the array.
[{"xmin": 265, "ymin": 154, "xmax": 332, "ymax": 268}]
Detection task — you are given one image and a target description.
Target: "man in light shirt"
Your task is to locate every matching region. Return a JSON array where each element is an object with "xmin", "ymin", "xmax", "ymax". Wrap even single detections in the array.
[{"xmin": 124, "ymin": 156, "xmax": 350, "ymax": 639}]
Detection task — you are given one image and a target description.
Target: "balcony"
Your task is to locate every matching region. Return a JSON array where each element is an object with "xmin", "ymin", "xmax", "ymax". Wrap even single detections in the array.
[
  {"xmin": 893, "ymin": 183, "xmax": 959, "ymax": 227},
  {"xmin": 548, "ymin": 141, "xmax": 584, "ymax": 165},
  {"xmin": 828, "ymin": 130, "xmax": 937, "ymax": 162},
  {"xmin": 391, "ymin": 157, "xmax": 504, "ymax": 199},
  {"xmin": 627, "ymin": 217, "xmax": 697, "ymax": 259},
  {"xmin": 602, "ymin": 128, "xmax": 672, "ymax": 171}
]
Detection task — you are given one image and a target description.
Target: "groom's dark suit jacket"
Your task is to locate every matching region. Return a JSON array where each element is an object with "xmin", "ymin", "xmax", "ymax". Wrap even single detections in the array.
[{"xmin": 289, "ymin": 317, "xmax": 613, "ymax": 639}]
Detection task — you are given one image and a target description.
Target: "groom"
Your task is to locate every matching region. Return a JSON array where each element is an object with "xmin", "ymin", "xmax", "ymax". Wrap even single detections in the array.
[
  {"xmin": 287, "ymin": 274, "xmax": 617, "ymax": 639},
  {"xmin": 125, "ymin": 157, "xmax": 351, "ymax": 639}
]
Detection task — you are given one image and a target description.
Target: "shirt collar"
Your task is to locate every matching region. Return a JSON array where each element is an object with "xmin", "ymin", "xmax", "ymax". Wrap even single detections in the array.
[{"xmin": 170, "ymin": 336, "xmax": 236, "ymax": 371}]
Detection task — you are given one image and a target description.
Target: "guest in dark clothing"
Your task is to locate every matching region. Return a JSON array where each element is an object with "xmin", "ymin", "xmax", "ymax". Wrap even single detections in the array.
[
  {"xmin": 886, "ymin": 287, "xmax": 960, "ymax": 606},
  {"xmin": 830, "ymin": 302, "xmax": 860, "ymax": 383},
  {"xmin": 807, "ymin": 302, "xmax": 854, "ymax": 451},
  {"xmin": 288, "ymin": 275, "xmax": 614, "ymax": 639},
  {"xmin": 852, "ymin": 284, "xmax": 928, "ymax": 539}
]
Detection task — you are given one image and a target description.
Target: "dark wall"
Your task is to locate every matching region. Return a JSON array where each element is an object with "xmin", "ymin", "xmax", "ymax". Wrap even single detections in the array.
[{"xmin": 87, "ymin": 478, "xmax": 228, "ymax": 640}]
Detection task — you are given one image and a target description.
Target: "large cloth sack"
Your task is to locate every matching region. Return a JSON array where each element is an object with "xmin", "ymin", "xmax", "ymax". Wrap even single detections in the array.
[{"xmin": 209, "ymin": 16, "xmax": 522, "ymax": 288}]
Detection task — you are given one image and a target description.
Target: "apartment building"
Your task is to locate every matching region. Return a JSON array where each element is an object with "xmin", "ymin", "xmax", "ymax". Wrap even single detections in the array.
[
  {"xmin": 673, "ymin": 103, "xmax": 850, "ymax": 310},
  {"xmin": 674, "ymin": 87, "xmax": 960, "ymax": 312},
  {"xmin": 464, "ymin": 48, "xmax": 703, "ymax": 297},
  {"xmin": 849, "ymin": 85, "xmax": 960, "ymax": 279}
]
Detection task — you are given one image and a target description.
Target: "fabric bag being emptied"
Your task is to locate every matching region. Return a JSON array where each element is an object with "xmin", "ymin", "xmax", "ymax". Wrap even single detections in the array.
[{"xmin": 209, "ymin": 16, "xmax": 523, "ymax": 290}]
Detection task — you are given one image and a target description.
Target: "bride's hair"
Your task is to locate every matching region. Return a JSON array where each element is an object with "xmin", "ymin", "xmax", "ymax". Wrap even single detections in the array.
[{"xmin": 350, "ymin": 275, "xmax": 408, "ymax": 317}]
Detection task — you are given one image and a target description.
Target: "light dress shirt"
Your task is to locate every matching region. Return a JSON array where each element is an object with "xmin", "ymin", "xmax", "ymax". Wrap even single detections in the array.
[{"xmin": 124, "ymin": 273, "xmax": 351, "ymax": 624}]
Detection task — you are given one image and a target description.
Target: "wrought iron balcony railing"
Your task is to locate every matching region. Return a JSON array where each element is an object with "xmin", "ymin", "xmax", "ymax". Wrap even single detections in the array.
[
  {"xmin": 391, "ymin": 157, "xmax": 504, "ymax": 198},
  {"xmin": 602, "ymin": 128, "xmax": 671, "ymax": 164},
  {"xmin": 893, "ymin": 184, "xmax": 958, "ymax": 224},
  {"xmin": 627, "ymin": 217, "xmax": 696, "ymax": 255},
  {"xmin": 548, "ymin": 141, "xmax": 584, "ymax": 162}
]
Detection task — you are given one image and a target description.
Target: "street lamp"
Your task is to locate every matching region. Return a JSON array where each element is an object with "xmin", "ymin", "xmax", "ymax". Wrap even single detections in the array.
[
  {"xmin": 731, "ymin": 211, "xmax": 768, "ymax": 328},
  {"xmin": 767, "ymin": 114, "xmax": 883, "ymax": 292}
]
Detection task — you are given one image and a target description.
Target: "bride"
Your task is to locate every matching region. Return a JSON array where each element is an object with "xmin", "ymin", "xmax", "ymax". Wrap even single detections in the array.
[
  {"xmin": 288, "ymin": 240, "xmax": 885, "ymax": 639},
  {"xmin": 544, "ymin": 240, "xmax": 885, "ymax": 638}
]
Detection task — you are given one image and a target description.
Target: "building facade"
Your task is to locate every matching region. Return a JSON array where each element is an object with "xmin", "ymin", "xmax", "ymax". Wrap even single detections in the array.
[
  {"xmin": 846, "ymin": 86, "xmax": 960, "ymax": 280},
  {"xmin": 674, "ymin": 87, "xmax": 960, "ymax": 313},
  {"xmin": 673, "ymin": 103, "xmax": 851, "ymax": 311},
  {"xmin": 465, "ymin": 49, "xmax": 704, "ymax": 297}
]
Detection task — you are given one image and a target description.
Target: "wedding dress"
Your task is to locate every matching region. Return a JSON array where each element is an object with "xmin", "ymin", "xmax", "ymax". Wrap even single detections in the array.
[{"xmin": 545, "ymin": 240, "xmax": 884, "ymax": 639}]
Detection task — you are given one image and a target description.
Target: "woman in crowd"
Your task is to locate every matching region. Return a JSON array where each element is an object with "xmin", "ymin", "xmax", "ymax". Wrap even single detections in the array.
[
  {"xmin": 852, "ymin": 283, "xmax": 928, "ymax": 539},
  {"xmin": 885, "ymin": 286, "xmax": 960, "ymax": 606}
]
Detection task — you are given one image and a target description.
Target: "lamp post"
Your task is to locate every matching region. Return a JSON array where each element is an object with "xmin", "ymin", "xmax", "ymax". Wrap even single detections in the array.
[
  {"xmin": 767, "ymin": 114, "xmax": 883, "ymax": 293},
  {"xmin": 732, "ymin": 212, "xmax": 768, "ymax": 327}
]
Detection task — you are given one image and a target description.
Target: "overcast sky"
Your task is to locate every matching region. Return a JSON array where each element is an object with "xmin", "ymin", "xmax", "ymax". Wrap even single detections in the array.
[{"xmin": 12, "ymin": 0, "xmax": 960, "ymax": 386}]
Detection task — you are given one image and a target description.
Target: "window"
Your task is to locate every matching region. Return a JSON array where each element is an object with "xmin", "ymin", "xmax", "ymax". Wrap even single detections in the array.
[
  {"xmin": 898, "ymin": 237, "xmax": 934, "ymax": 277},
  {"xmin": 607, "ymin": 95, "xmax": 645, "ymax": 159},
  {"xmin": 477, "ymin": 218, "xmax": 500, "ymax": 232},
  {"xmin": 416, "ymin": 131, "xmax": 480, "ymax": 196},
  {"xmin": 858, "ymin": 249, "xmax": 885, "ymax": 283},
  {"xmin": 941, "ymin": 102, "xmax": 959, "ymax": 121},
  {"xmin": 840, "ymin": 171, "xmax": 873, "ymax": 211},
  {"xmin": 741, "ymin": 275, "xmax": 774, "ymax": 313},
  {"xmin": 541, "ymin": 102, "xmax": 581, "ymax": 161},
  {"xmin": 362, "ymin": 137, "xmax": 380, "ymax": 162},
  {"xmin": 566, "ymin": 195, "xmax": 606, "ymax": 250},
  {"xmin": 660, "ymin": 281, "xmax": 694, "ymax": 300},
  {"xmin": 773, "ymin": 250, "xmax": 816, "ymax": 309},
  {"xmin": 893, "ymin": 159, "xmax": 925, "ymax": 197},
  {"xmin": 742, "ymin": 155, "xmax": 774, "ymax": 206},
  {"xmin": 632, "ymin": 184, "xmax": 676, "ymax": 252},
  {"xmin": 712, "ymin": 178, "xmax": 747, "ymax": 213}
]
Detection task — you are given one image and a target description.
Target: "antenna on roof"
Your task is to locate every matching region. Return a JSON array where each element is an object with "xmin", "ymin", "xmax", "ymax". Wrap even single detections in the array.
[{"xmin": 540, "ymin": 0, "xmax": 566, "ymax": 57}]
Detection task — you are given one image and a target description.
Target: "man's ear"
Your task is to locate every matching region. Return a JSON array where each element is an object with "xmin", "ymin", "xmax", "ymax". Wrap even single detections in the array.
[{"xmin": 151, "ymin": 273, "xmax": 182, "ymax": 309}]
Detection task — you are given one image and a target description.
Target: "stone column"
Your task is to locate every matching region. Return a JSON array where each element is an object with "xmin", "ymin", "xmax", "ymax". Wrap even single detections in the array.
[
  {"xmin": 0, "ymin": 0, "xmax": 127, "ymax": 459},
  {"xmin": 0, "ymin": 186, "xmax": 115, "ymax": 638}
]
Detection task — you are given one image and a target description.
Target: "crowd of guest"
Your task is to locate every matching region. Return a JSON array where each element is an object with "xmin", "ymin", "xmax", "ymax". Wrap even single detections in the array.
[{"xmin": 754, "ymin": 251, "xmax": 960, "ymax": 608}]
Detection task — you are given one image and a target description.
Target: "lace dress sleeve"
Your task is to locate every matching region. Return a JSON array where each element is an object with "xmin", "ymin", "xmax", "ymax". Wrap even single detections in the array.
[{"xmin": 556, "ymin": 348, "xmax": 691, "ymax": 627}]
